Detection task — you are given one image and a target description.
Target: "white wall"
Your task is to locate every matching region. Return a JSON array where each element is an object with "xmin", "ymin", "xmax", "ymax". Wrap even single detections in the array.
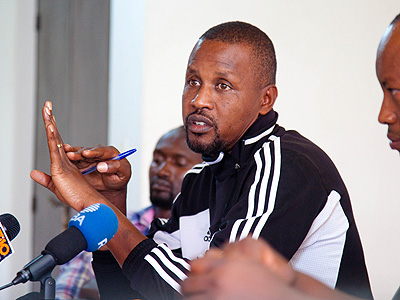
[
  {"xmin": 0, "ymin": 1, "xmax": 36, "ymax": 299},
  {"xmin": 108, "ymin": 0, "xmax": 145, "ymax": 212},
  {"xmin": 130, "ymin": 1, "xmax": 400, "ymax": 299}
]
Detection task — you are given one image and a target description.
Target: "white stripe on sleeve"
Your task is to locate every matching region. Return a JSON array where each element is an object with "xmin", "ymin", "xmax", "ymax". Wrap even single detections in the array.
[{"xmin": 144, "ymin": 255, "xmax": 183, "ymax": 294}]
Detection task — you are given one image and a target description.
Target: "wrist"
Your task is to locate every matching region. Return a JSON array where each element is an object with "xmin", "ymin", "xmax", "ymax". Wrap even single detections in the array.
[{"xmin": 98, "ymin": 188, "xmax": 127, "ymax": 215}]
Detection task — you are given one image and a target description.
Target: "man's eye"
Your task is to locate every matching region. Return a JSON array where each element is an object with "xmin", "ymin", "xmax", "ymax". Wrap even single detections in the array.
[
  {"xmin": 175, "ymin": 159, "xmax": 188, "ymax": 168},
  {"xmin": 189, "ymin": 79, "xmax": 200, "ymax": 87},
  {"xmin": 391, "ymin": 89, "xmax": 400, "ymax": 97},
  {"xmin": 152, "ymin": 156, "xmax": 163, "ymax": 166},
  {"xmin": 217, "ymin": 83, "xmax": 231, "ymax": 90}
]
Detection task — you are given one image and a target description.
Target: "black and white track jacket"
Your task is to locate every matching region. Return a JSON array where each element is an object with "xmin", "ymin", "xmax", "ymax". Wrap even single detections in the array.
[{"xmin": 93, "ymin": 110, "xmax": 373, "ymax": 300}]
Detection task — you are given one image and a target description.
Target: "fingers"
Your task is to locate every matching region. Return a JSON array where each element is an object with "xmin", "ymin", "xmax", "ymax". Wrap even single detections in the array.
[
  {"xmin": 64, "ymin": 144, "xmax": 81, "ymax": 152},
  {"xmin": 220, "ymin": 237, "xmax": 264, "ymax": 262},
  {"xmin": 43, "ymin": 101, "xmax": 64, "ymax": 148},
  {"xmin": 181, "ymin": 274, "xmax": 212, "ymax": 300},
  {"xmin": 242, "ymin": 239, "xmax": 296, "ymax": 285},
  {"xmin": 81, "ymin": 146, "xmax": 119, "ymax": 160},
  {"xmin": 190, "ymin": 254, "xmax": 222, "ymax": 275},
  {"xmin": 96, "ymin": 160, "xmax": 121, "ymax": 173},
  {"xmin": 231, "ymin": 238, "xmax": 296, "ymax": 285},
  {"xmin": 65, "ymin": 146, "xmax": 96, "ymax": 161},
  {"xmin": 182, "ymin": 262, "xmax": 217, "ymax": 300},
  {"xmin": 64, "ymin": 144, "xmax": 83, "ymax": 156},
  {"xmin": 216, "ymin": 238, "xmax": 296, "ymax": 286},
  {"xmin": 66, "ymin": 146, "xmax": 128, "ymax": 176},
  {"xmin": 260, "ymin": 246, "xmax": 296, "ymax": 285},
  {"xmin": 42, "ymin": 101, "xmax": 84, "ymax": 178},
  {"xmin": 30, "ymin": 170, "xmax": 55, "ymax": 194},
  {"xmin": 37, "ymin": 102, "xmax": 107, "ymax": 211},
  {"xmin": 42, "ymin": 102, "xmax": 66, "ymax": 172},
  {"xmin": 89, "ymin": 150, "xmax": 131, "ymax": 183}
]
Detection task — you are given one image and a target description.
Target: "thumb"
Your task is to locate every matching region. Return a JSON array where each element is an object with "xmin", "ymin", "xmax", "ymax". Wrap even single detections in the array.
[{"xmin": 30, "ymin": 170, "xmax": 56, "ymax": 194}]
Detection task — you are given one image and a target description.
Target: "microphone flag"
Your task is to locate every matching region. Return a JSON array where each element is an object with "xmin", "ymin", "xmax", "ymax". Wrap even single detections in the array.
[{"xmin": 0, "ymin": 221, "xmax": 14, "ymax": 264}]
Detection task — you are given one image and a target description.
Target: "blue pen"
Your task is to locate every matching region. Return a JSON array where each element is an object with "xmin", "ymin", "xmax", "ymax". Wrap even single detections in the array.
[{"xmin": 81, "ymin": 148, "xmax": 137, "ymax": 175}]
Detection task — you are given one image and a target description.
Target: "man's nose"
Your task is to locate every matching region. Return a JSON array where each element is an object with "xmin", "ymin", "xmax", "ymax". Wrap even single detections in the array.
[
  {"xmin": 157, "ymin": 161, "xmax": 172, "ymax": 177},
  {"xmin": 378, "ymin": 95, "xmax": 397, "ymax": 125},
  {"xmin": 191, "ymin": 86, "xmax": 214, "ymax": 110}
]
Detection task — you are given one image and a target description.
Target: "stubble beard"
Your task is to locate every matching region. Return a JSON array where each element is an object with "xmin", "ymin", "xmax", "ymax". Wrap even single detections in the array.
[
  {"xmin": 185, "ymin": 129, "xmax": 228, "ymax": 157},
  {"xmin": 185, "ymin": 110, "xmax": 230, "ymax": 157},
  {"xmin": 150, "ymin": 192, "xmax": 174, "ymax": 210}
]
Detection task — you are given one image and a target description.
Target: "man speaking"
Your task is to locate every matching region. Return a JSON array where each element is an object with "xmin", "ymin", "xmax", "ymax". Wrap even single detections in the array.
[{"xmin": 31, "ymin": 21, "xmax": 372, "ymax": 299}]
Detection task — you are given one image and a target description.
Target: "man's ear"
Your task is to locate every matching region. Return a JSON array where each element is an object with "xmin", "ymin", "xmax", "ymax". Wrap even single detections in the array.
[{"xmin": 259, "ymin": 85, "xmax": 278, "ymax": 115}]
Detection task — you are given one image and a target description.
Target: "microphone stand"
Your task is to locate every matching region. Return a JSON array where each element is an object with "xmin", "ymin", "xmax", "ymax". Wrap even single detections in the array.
[
  {"xmin": 16, "ymin": 270, "xmax": 56, "ymax": 300},
  {"xmin": 11, "ymin": 253, "xmax": 56, "ymax": 299},
  {"xmin": 15, "ymin": 270, "xmax": 56, "ymax": 300},
  {"xmin": 39, "ymin": 271, "xmax": 56, "ymax": 300}
]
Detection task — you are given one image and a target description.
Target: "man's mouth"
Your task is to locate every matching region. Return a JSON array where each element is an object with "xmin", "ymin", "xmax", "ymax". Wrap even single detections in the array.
[
  {"xmin": 387, "ymin": 133, "xmax": 400, "ymax": 150},
  {"xmin": 186, "ymin": 114, "xmax": 213, "ymax": 134},
  {"xmin": 389, "ymin": 139, "xmax": 400, "ymax": 150},
  {"xmin": 151, "ymin": 179, "xmax": 172, "ymax": 193}
]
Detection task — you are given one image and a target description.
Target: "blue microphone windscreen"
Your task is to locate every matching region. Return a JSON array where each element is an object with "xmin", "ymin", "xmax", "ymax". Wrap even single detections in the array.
[{"xmin": 68, "ymin": 203, "xmax": 118, "ymax": 252}]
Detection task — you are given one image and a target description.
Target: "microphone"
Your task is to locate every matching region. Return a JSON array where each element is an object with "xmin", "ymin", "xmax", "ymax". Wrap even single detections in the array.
[
  {"xmin": 11, "ymin": 203, "xmax": 118, "ymax": 285},
  {"xmin": 0, "ymin": 213, "xmax": 20, "ymax": 265},
  {"xmin": 0, "ymin": 213, "xmax": 21, "ymax": 241}
]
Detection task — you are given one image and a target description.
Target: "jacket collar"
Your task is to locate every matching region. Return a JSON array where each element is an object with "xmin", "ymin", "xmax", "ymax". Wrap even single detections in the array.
[{"xmin": 203, "ymin": 110, "xmax": 278, "ymax": 181}]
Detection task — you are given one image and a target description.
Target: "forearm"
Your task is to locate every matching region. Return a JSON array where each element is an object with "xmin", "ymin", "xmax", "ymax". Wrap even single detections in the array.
[
  {"xmin": 89, "ymin": 196, "xmax": 147, "ymax": 265},
  {"xmin": 107, "ymin": 208, "xmax": 147, "ymax": 265}
]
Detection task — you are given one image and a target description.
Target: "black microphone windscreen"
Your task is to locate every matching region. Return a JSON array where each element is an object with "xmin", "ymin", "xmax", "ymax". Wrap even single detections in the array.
[
  {"xmin": 44, "ymin": 226, "xmax": 88, "ymax": 265},
  {"xmin": 0, "ymin": 213, "xmax": 20, "ymax": 241}
]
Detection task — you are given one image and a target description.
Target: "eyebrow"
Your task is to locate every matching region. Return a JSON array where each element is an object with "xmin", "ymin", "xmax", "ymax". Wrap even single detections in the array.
[
  {"xmin": 153, "ymin": 150, "xmax": 165, "ymax": 156},
  {"xmin": 186, "ymin": 66, "xmax": 237, "ymax": 80},
  {"xmin": 186, "ymin": 67, "xmax": 196, "ymax": 74},
  {"xmin": 215, "ymin": 70, "xmax": 233, "ymax": 78}
]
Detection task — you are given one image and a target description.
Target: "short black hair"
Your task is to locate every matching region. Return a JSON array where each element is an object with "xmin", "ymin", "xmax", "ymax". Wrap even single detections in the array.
[
  {"xmin": 390, "ymin": 13, "xmax": 400, "ymax": 25},
  {"xmin": 199, "ymin": 21, "xmax": 277, "ymax": 86}
]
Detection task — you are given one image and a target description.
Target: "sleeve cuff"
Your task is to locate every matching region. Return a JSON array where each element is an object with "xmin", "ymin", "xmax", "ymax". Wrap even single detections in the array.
[
  {"xmin": 92, "ymin": 250, "xmax": 120, "ymax": 272},
  {"xmin": 122, "ymin": 238, "xmax": 158, "ymax": 278}
]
